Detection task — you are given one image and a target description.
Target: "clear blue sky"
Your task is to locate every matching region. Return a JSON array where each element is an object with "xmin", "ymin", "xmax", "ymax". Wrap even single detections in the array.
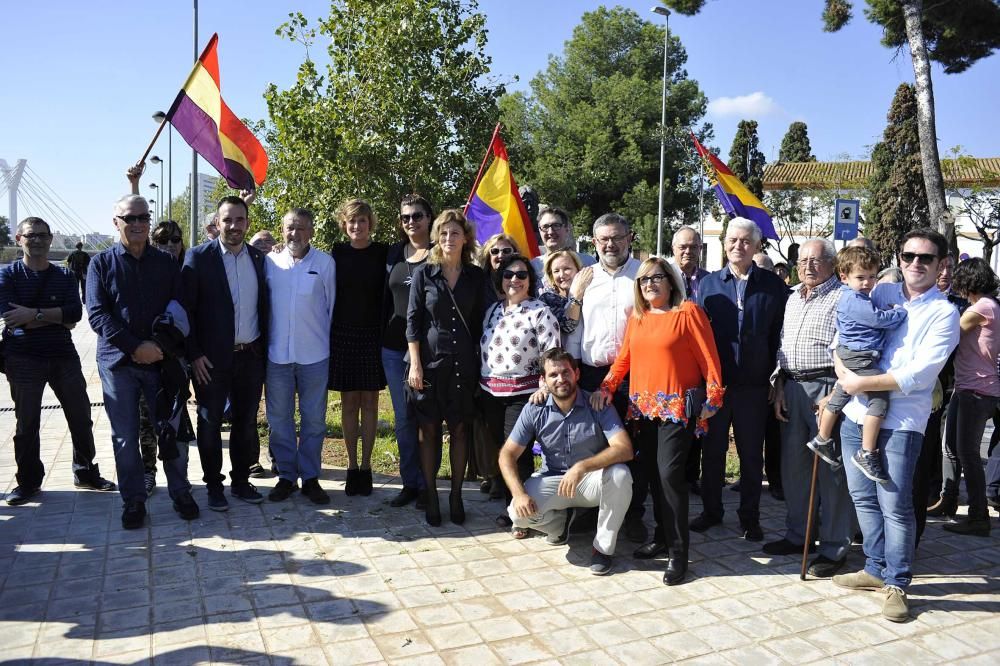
[{"xmin": 2, "ymin": 0, "xmax": 998, "ymax": 236}]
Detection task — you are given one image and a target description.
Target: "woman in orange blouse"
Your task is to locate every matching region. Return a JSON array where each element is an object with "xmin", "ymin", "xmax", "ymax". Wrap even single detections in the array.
[{"xmin": 592, "ymin": 257, "xmax": 724, "ymax": 585}]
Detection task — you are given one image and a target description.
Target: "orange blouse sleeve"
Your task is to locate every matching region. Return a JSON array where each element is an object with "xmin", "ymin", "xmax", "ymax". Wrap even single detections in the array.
[{"xmin": 601, "ymin": 314, "xmax": 635, "ymax": 394}]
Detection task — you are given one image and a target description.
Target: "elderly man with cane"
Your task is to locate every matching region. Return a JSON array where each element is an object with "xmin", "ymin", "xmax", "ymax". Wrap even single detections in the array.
[{"xmin": 766, "ymin": 239, "xmax": 857, "ymax": 578}]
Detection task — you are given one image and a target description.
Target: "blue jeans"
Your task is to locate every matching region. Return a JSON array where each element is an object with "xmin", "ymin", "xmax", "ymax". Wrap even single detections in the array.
[
  {"xmin": 841, "ymin": 418, "xmax": 922, "ymax": 588},
  {"xmin": 265, "ymin": 359, "xmax": 329, "ymax": 483},
  {"xmin": 98, "ymin": 364, "xmax": 191, "ymax": 503},
  {"xmin": 381, "ymin": 347, "xmax": 424, "ymax": 490}
]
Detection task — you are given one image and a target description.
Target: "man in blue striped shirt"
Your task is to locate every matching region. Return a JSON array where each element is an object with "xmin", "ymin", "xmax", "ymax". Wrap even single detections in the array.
[{"xmin": 1, "ymin": 217, "xmax": 115, "ymax": 505}]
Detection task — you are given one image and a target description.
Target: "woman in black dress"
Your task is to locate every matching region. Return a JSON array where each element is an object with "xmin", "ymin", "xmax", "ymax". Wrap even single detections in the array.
[
  {"xmin": 330, "ymin": 199, "xmax": 388, "ymax": 496},
  {"xmin": 382, "ymin": 194, "xmax": 434, "ymax": 509},
  {"xmin": 406, "ymin": 209, "xmax": 486, "ymax": 526}
]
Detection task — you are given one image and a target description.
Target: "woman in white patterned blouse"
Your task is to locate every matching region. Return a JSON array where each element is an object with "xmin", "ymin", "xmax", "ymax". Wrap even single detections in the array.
[{"xmin": 479, "ymin": 253, "xmax": 561, "ymax": 536}]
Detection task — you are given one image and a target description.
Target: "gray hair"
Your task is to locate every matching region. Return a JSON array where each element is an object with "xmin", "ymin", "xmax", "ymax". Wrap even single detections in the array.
[
  {"xmin": 877, "ymin": 266, "xmax": 903, "ymax": 283},
  {"xmin": 592, "ymin": 212, "xmax": 630, "ymax": 236},
  {"xmin": 672, "ymin": 226, "xmax": 702, "ymax": 245},
  {"xmin": 114, "ymin": 194, "xmax": 147, "ymax": 214},
  {"xmin": 801, "ymin": 238, "xmax": 836, "ymax": 263},
  {"xmin": 283, "ymin": 207, "xmax": 316, "ymax": 229},
  {"xmin": 725, "ymin": 217, "xmax": 762, "ymax": 245}
]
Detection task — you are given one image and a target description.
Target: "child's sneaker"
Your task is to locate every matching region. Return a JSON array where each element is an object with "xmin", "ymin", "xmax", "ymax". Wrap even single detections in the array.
[
  {"xmin": 806, "ymin": 436, "xmax": 841, "ymax": 467},
  {"xmin": 851, "ymin": 449, "xmax": 890, "ymax": 485}
]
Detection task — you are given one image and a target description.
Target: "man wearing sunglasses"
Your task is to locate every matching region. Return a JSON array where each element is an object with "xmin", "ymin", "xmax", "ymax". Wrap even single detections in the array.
[
  {"xmin": 529, "ymin": 207, "xmax": 597, "ymax": 281},
  {"xmin": 87, "ymin": 194, "xmax": 197, "ymax": 529},
  {"xmin": 1, "ymin": 218, "xmax": 116, "ymax": 505},
  {"xmin": 831, "ymin": 229, "xmax": 959, "ymax": 622}
]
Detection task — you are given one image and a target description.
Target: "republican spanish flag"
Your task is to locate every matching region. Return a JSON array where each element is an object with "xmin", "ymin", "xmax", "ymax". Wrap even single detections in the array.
[
  {"xmin": 166, "ymin": 34, "xmax": 267, "ymax": 191},
  {"xmin": 692, "ymin": 133, "xmax": 777, "ymax": 240},
  {"xmin": 465, "ymin": 127, "xmax": 539, "ymax": 257}
]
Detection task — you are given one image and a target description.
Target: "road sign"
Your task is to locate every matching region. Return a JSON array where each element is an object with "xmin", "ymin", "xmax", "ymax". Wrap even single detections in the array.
[{"xmin": 834, "ymin": 198, "xmax": 860, "ymax": 241}]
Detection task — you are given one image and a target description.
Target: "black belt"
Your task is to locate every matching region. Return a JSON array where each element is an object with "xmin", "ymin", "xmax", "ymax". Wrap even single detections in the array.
[
  {"xmin": 234, "ymin": 339, "xmax": 259, "ymax": 353},
  {"xmin": 783, "ymin": 367, "xmax": 835, "ymax": 382}
]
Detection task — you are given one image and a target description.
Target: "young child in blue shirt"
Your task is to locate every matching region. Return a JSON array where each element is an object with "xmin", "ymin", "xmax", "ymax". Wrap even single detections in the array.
[{"xmin": 808, "ymin": 246, "xmax": 908, "ymax": 484}]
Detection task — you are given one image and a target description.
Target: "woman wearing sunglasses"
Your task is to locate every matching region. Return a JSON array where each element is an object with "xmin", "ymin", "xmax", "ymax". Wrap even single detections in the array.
[
  {"xmin": 151, "ymin": 220, "xmax": 186, "ymax": 265},
  {"xmin": 593, "ymin": 257, "xmax": 724, "ymax": 585},
  {"xmin": 382, "ymin": 194, "xmax": 434, "ymax": 509},
  {"xmin": 478, "ymin": 233, "xmax": 522, "ymax": 307},
  {"xmin": 480, "ymin": 253, "xmax": 561, "ymax": 536}
]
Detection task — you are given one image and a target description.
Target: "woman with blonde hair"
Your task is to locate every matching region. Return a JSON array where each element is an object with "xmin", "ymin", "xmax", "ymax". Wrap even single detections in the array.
[
  {"xmin": 594, "ymin": 257, "xmax": 724, "ymax": 585},
  {"xmin": 330, "ymin": 199, "xmax": 388, "ymax": 496},
  {"xmin": 406, "ymin": 210, "xmax": 486, "ymax": 525},
  {"xmin": 537, "ymin": 249, "xmax": 591, "ymax": 342}
]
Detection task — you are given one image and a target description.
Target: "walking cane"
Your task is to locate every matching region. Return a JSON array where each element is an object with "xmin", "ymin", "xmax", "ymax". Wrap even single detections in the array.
[{"xmin": 800, "ymin": 451, "xmax": 820, "ymax": 580}]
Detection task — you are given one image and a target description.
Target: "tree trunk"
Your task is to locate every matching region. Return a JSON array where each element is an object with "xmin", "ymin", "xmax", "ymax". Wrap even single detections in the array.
[{"xmin": 902, "ymin": 0, "xmax": 953, "ymax": 250}]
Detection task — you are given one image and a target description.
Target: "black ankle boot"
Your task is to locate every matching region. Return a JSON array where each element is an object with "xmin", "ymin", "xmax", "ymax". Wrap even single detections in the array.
[
  {"xmin": 359, "ymin": 468, "xmax": 373, "ymax": 496},
  {"xmin": 449, "ymin": 492, "xmax": 465, "ymax": 525},
  {"xmin": 425, "ymin": 493, "xmax": 441, "ymax": 526},
  {"xmin": 344, "ymin": 468, "xmax": 359, "ymax": 496}
]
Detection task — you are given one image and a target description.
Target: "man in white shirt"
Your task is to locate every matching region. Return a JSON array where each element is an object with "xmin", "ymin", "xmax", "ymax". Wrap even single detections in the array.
[
  {"xmin": 575, "ymin": 212, "xmax": 644, "ymax": 541},
  {"xmin": 529, "ymin": 207, "xmax": 597, "ymax": 281},
  {"xmin": 831, "ymin": 228, "xmax": 959, "ymax": 623},
  {"xmin": 265, "ymin": 208, "xmax": 337, "ymax": 504}
]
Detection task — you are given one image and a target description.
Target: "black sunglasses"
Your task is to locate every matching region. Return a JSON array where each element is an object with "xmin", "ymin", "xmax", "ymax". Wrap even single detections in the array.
[
  {"xmin": 400, "ymin": 212, "xmax": 426, "ymax": 223},
  {"xmin": 116, "ymin": 214, "xmax": 151, "ymax": 225},
  {"xmin": 156, "ymin": 236, "xmax": 183, "ymax": 244},
  {"xmin": 899, "ymin": 252, "xmax": 938, "ymax": 265},
  {"xmin": 490, "ymin": 247, "xmax": 514, "ymax": 257},
  {"xmin": 503, "ymin": 269, "xmax": 529, "ymax": 280},
  {"xmin": 21, "ymin": 232, "xmax": 52, "ymax": 240}
]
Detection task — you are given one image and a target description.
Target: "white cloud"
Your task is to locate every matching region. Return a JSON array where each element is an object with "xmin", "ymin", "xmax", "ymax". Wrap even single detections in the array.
[{"xmin": 707, "ymin": 91, "xmax": 783, "ymax": 118}]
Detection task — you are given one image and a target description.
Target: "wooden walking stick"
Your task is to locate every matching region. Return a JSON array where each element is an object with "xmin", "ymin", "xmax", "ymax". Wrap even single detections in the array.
[{"xmin": 800, "ymin": 451, "xmax": 820, "ymax": 580}]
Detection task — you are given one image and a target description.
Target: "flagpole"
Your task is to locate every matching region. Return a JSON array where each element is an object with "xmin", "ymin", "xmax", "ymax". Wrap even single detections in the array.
[
  {"xmin": 136, "ymin": 119, "xmax": 170, "ymax": 170},
  {"xmin": 190, "ymin": 0, "xmax": 199, "ymax": 249},
  {"xmin": 463, "ymin": 123, "xmax": 501, "ymax": 214}
]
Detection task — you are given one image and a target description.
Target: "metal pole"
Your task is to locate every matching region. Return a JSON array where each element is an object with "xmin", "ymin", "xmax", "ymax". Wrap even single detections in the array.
[
  {"xmin": 655, "ymin": 11, "xmax": 669, "ymax": 257},
  {"xmin": 190, "ymin": 0, "xmax": 199, "ymax": 249},
  {"xmin": 168, "ymin": 126, "xmax": 172, "ymax": 221},
  {"xmin": 698, "ymin": 165, "xmax": 705, "ymax": 267},
  {"xmin": 159, "ymin": 161, "xmax": 165, "ymax": 221}
]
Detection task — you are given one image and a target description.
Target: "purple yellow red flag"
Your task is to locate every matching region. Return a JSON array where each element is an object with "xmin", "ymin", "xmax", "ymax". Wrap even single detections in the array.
[
  {"xmin": 464, "ymin": 129, "xmax": 539, "ymax": 257},
  {"xmin": 166, "ymin": 34, "xmax": 267, "ymax": 191},
  {"xmin": 691, "ymin": 133, "xmax": 777, "ymax": 240}
]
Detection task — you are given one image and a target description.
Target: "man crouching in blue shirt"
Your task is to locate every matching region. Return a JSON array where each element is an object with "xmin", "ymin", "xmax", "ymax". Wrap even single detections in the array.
[
  {"xmin": 499, "ymin": 348, "xmax": 633, "ymax": 576},
  {"xmin": 87, "ymin": 194, "xmax": 196, "ymax": 529}
]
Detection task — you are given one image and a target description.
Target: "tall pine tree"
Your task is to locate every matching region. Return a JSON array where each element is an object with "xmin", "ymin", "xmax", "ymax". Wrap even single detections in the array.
[
  {"xmin": 779, "ymin": 122, "xmax": 816, "ymax": 162},
  {"xmin": 767, "ymin": 122, "xmax": 819, "ymax": 255},
  {"xmin": 727, "ymin": 120, "xmax": 766, "ymax": 200},
  {"xmin": 863, "ymin": 83, "xmax": 929, "ymax": 266}
]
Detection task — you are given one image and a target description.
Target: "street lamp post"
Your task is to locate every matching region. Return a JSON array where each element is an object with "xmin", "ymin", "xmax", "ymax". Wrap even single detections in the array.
[
  {"xmin": 152, "ymin": 112, "xmax": 171, "ymax": 223},
  {"xmin": 149, "ymin": 183, "xmax": 159, "ymax": 222},
  {"xmin": 651, "ymin": 6, "xmax": 670, "ymax": 258},
  {"xmin": 151, "ymin": 155, "xmax": 164, "ymax": 220}
]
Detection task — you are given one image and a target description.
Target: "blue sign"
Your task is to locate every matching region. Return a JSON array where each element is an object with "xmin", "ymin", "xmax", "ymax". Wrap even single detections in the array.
[{"xmin": 834, "ymin": 198, "xmax": 860, "ymax": 241}]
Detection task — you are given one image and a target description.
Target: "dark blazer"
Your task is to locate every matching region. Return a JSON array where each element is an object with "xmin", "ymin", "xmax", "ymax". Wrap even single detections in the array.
[
  {"xmin": 181, "ymin": 239, "xmax": 269, "ymax": 370},
  {"xmin": 697, "ymin": 264, "xmax": 788, "ymax": 388}
]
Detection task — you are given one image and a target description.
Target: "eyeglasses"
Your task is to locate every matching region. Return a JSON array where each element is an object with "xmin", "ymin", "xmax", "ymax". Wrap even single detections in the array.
[
  {"xmin": 116, "ymin": 214, "xmax": 152, "ymax": 225},
  {"xmin": 400, "ymin": 212, "xmax": 426, "ymax": 223},
  {"xmin": 797, "ymin": 257, "xmax": 825, "ymax": 267},
  {"xmin": 638, "ymin": 273, "xmax": 669, "ymax": 287},
  {"xmin": 156, "ymin": 236, "xmax": 183, "ymax": 244},
  {"xmin": 899, "ymin": 251, "xmax": 938, "ymax": 265},
  {"xmin": 21, "ymin": 233, "xmax": 52, "ymax": 240},
  {"xmin": 674, "ymin": 243, "xmax": 702, "ymax": 252},
  {"xmin": 489, "ymin": 246, "xmax": 514, "ymax": 257},
  {"xmin": 539, "ymin": 222, "xmax": 567, "ymax": 232},
  {"xmin": 502, "ymin": 269, "xmax": 529, "ymax": 280},
  {"xmin": 595, "ymin": 235, "xmax": 628, "ymax": 246}
]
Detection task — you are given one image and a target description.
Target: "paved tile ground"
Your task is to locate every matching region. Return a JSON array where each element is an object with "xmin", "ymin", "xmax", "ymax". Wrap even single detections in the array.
[{"xmin": 1, "ymin": 326, "xmax": 999, "ymax": 665}]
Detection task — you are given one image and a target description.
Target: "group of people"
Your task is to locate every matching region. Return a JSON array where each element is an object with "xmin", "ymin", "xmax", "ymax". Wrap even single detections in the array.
[{"xmin": 2, "ymin": 183, "xmax": 996, "ymax": 622}]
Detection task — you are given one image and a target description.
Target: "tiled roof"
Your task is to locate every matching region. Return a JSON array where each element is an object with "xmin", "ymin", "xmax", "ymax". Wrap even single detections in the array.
[{"xmin": 763, "ymin": 158, "xmax": 1000, "ymax": 191}]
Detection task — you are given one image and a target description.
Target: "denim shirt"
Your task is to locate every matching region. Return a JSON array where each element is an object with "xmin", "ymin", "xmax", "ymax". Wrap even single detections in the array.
[
  {"xmin": 836, "ymin": 285, "xmax": 908, "ymax": 352},
  {"xmin": 508, "ymin": 389, "xmax": 624, "ymax": 475},
  {"xmin": 86, "ymin": 242, "xmax": 181, "ymax": 369}
]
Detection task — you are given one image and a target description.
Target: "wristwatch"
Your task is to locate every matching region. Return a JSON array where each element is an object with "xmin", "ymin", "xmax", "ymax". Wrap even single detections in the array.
[{"xmin": 34, "ymin": 309, "xmax": 43, "ymax": 321}]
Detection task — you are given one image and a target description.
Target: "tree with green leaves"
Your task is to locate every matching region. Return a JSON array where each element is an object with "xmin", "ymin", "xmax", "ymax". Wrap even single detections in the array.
[
  {"xmin": 262, "ymin": 0, "xmax": 504, "ymax": 248},
  {"xmin": 727, "ymin": 120, "xmax": 766, "ymax": 199},
  {"xmin": 864, "ymin": 83, "xmax": 929, "ymax": 266},
  {"xmin": 662, "ymin": 0, "xmax": 1000, "ymax": 249},
  {"xmin": 766, "ymin": 122, "xmax": 820, "ymax": 258},
  {"xmin": 500, "ymin": 6, "xmax": 711, "ymax": 251},
  {"xmin": 0, "ymin": 215, "xmax": 10, "ymax": 246}
]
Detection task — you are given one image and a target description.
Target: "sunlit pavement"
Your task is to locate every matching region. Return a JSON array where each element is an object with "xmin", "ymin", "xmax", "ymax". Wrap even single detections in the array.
[{"xmin": 1, "ymin": 325, "xmax": 998, "ymax": 665}]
